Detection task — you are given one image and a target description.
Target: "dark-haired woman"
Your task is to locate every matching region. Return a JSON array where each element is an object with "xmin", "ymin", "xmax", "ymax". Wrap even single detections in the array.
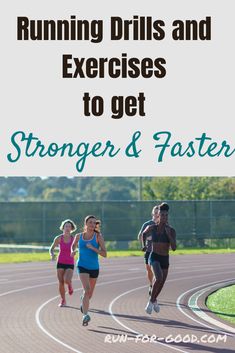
[
  {"xmin": 71, "ymin": 215, "xmax": 107, "ymax": 326},
  {"xmin": 143, "ymin": 203, "xmax": 176, "ymax": 315},
  {"xmin": 49, "ymin": 219, "xmax": 77, "ymax": 307}
]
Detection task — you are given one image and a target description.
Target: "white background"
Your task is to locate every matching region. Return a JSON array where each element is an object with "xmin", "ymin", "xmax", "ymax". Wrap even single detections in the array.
[{"xmin": 0, "ymin": 0, "xmax": 234, "ymax": 176}]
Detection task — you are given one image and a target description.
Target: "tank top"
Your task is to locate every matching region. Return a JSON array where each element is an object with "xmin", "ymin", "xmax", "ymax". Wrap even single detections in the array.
[
  {"xmin": 77, "ymin": 233, "xmax": 99, "ymax": 270},
  {"xmin": 150, "ymin": 225, "xmax": 170, "ymax": 243},
  {"xmin": 57, "ymin": 234, "xmax": 74, "ymax": 265}
]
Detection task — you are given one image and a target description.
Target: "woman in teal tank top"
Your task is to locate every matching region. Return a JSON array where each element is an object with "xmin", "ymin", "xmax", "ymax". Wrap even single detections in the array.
[{"xmin": 71, "ymin": 215, "xmax": 107, "ymax": 326}]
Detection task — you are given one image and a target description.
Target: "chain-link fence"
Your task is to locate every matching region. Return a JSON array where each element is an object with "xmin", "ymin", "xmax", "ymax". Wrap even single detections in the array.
[{"xmin": 0, "ymin": 200, "xmax": 234, "ymax": 248}]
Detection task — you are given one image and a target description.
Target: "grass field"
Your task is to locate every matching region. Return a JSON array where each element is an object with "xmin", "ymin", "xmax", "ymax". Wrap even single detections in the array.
[
  {"xmin": 206, "ymin": 285, "xmax": 235, "ymax": 325},
  {"xmin": 0, "ymin": 248, "xmax": 235, "ymax": 263}
]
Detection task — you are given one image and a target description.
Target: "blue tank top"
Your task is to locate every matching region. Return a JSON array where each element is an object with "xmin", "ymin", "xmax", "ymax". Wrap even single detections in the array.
[{"xmin": 77, "ymin": 233, "xmax": 99, "ymax": 270}]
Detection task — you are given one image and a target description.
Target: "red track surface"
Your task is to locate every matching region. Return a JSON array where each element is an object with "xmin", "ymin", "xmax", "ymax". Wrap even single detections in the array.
[{"xmin": 0, "ymin": 254, "xmax": 235, "ymax": 353}]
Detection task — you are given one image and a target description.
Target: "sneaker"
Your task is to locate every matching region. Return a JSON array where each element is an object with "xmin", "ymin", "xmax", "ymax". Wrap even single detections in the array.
[
  {"xmin": 148, "ymin": 285, "xmax": 153, "ymax": 296},
  {"xmin": 145, "ymin": 300, "xmax": 154, "ymax": 315},
  {"xmin": 58, "ymin": 299, "xmax": 66, "ymax": 307},
  {"xmin": 82, "ymin": 314, "xmax": 91, "ymax": 326},
  {"xmin": 68, "ymin": 283, "xmax": 73, "ymax": 295},
  {"xmin": 153, "ymin": 300, "xmax": 160, "ymax": 313}
]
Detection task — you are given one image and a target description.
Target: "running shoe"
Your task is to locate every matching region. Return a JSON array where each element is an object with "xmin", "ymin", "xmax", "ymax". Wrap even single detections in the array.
[
  {"xmin": 82, "ymin": 314, "xmax": 91, "ymax": 326},
  {"xmin": 68, "ymin": 283, "xmax": 73, "ymax": 295},
  {"xmin": 153, "ymin": 300, "xmax": 160, "ymax": 313},
  {"xmin": 148, "ymin": 285, "xmax": 153, "ymax": 296},
  {"xmin": 145, "ymin": 300, "xmax": 154, "ymax": 314},
  {"xmin": 58, "ymin": 299, "xmax": 66, "ymax": 307}
]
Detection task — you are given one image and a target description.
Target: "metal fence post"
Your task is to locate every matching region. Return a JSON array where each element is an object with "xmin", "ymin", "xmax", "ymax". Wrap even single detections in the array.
[{"xmin": 42, "ymin": 202, "xmax": 46, "ymax": 244}]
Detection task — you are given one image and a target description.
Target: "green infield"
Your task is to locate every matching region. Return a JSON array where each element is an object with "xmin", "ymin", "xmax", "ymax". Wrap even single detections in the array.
[
  {"xmin": 0, "ymin": 248, "xmax": 235, "ymax": 263},
  {"xmin": 206, "ymin": 285, "xmax": 235, "ymax": 325}
]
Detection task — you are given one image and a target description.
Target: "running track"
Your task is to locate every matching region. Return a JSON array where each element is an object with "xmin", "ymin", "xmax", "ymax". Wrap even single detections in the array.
[{"xmin": 0, "ymin": 254, "xmax": 235, "ymax": 353}]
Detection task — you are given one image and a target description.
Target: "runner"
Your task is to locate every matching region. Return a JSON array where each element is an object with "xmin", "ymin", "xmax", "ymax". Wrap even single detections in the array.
[
  {"xmin": 137, "ymin": 205, "xmax": 159, "ymax": 295},
  {"xmin": 49, "ymin": 219, "xmax": 77, "ymax": 307},
  {"xmin": 71, "ymin": 215, "xmax": 107, "ymax": 326},
  {"xmin": 95, "ymin": 219, "xmax": 101, "ymax": 233},
  {"xmin": 143, "ymin": 202, "xmax": 176, "ymax": 314}
]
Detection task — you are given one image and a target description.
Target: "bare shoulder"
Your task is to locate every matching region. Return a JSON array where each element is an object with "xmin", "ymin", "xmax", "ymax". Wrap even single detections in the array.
[
  {"xmin": 166, "ymin": 225, "xmax": 176, "ymax": 235},
  {"xmin": 143, "ymin": 224, "xmax": 155, "ymax": 233},
  {"xmin": 74, "ymin": 233, "xmax": 81, "ymax": 240},
  {"xmin": 55, "ymin": 234, "xmax": 62, "ymax": 242},
  {"xmin": 96, "ymin": 232, "xmax": 104, "ymax": 241}
]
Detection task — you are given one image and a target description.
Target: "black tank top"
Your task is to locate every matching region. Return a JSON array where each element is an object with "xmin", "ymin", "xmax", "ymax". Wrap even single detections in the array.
[{"xmin": 150, "ymin": 225, "xmax": 170, "ymax": 244}]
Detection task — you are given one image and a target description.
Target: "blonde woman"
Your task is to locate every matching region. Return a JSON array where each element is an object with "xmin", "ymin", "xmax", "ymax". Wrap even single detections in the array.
[{"xmin": 49, "ymin": 219, "xmax": 77, "ymax": 307}]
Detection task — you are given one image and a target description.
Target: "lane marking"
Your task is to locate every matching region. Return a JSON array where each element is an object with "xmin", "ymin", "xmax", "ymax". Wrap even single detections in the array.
[
  {"xmin": 188, "ymin": 281, "xmax": 235, "ymax": 334},
  {"xmin": 109, "ymin": 285, "xmax": 189, "ymax": 353},
  {"xmin": 2, "ymin": 260, "xmax": 235, "ymax": 352},
  {"xmin": 0, "ymin": 269, "xmax": 139, "ymax": 286},
  {"xmin": 109, "ymin": 271, "xmax": 235, "ymax": 353},
  {"xmin": 176, "ymin": 277, "xmax": 235, "ymax": 337},
  {"xmin": 35, "ymin": 276, "xmax": 145, "ymax": 353},
  {"xmin": 0, "ymin": 266, "xmax": 233, "ymax": 297}
]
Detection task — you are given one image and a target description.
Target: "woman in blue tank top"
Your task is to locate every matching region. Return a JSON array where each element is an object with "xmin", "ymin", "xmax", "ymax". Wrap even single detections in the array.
[{"xmin": 71, "ymin": 215, "xmax": 107, "ymax": 326}]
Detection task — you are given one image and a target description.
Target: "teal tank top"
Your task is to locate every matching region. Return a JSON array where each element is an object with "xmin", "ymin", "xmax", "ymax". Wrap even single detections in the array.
[{"xmin": 77, "ymin": 233, "xmax": 99, "ymax": 270}]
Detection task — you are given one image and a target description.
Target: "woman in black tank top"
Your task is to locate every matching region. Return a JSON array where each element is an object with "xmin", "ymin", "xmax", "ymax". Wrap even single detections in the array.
[{"xmin": 144, "ymin": 203, "xmax": 176, "ymax": 315}]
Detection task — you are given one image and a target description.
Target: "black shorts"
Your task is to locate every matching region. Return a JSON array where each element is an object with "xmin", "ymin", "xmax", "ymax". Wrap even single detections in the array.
[
  {"xmin": 57, "ymin": 263, "xmax": 74, "ymax": 270},
  {"xmin": 144, "ymin": 251, "xmax": 151, "ymax": 265},
  {"xmin": 150, "ymin": 253, "xmax": 169, "ymax": 270},
  {"xmin": 77, "ymin": 266, "xmax": 99, "ymax": 279}
]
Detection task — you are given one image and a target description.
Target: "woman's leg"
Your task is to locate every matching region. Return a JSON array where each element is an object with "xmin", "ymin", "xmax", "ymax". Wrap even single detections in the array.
[
  {"xmin": 57, "ymin": 269, "xmax": 66, "ymax": 302},
  {"xmin": 153, "ymin": 269, "xmax": 168, "ymax": 301},
  {"xmin": 150, "ymin": 261, "xmax": 163, "ymax": 303},
  {"xmin": 89, "ymin": 277, "xmax": 98, "ymax": 299},
  {"xmin": 64, "ymin": 268, "xmax": 74, "ymax": 294},
  {"xmin": 146, "ymin": 264, "xmax": 153, "ymax": 286},
  {"xmin": 79, "ymin": 273, "xmax": 90, "ymax": 315}
]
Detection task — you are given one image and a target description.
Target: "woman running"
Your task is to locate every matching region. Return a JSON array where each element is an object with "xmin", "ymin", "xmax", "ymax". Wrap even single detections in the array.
[
  {"xmin": 143, "ymin": 203, "xmax": 176, "ymax": 315},
  {"xmin": 49, "ymin": 219, "xmax": 77, "ymax": 307},
  {"xmin": 95, "ymin": 219, "xmax": 101, "ymax": 233},
  {"xmin": 137, "ymin": 205, "xmax": 159, "ymax": 296},
  {"xmin": 71, "ymin": 215, "xmax": 107, "ymax": 326}
]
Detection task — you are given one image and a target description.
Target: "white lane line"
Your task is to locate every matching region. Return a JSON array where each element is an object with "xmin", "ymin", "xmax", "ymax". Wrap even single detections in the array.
[
  {"xmin": 109, "ymin": 285, "xmax": 189, "ymax": 353},
  {"xmin": 0, "ymin": 269, "xmax": 138, "ymax": 286},
  {"xmin": 2, "ymin": 265, "xmax": 234, "ymax": 352},
  {"xmin": 0, "ymin": 281, "xmax": 58, "ymax": 297},
  {"xmin": 35, "ymin": 293, "xmax": 84, "ymax": 353},
  {"xmin": 1, "ymin": 263, "xmax": 234, "ymax": 296},
  {"xmin": 0, "ymin": 263, "xmax": 231, "ymax": 284},
  {"xmin": 188, "ymin": 280, "xmax": 235, "ymax": 334},
  {"xmin": 176, "ymin": 277, "xmax": 235, "ymax": 337},
  {"xmin": 128, "ymin": 268, "xmax": 141, "ymax": 271},
  {"xmin": 0, "ymin": 268, "xmax": 215, "ymax": 293},
  {"xmin": 0, "ymin": 275, "xmax": 56, "ymax": 285},
  {"xmin": 0, "ymin": 271, "xmax": 142, "ymax": 297},
  {"xmin": 0, "ymin": 265, "xmax": 134, "ymax": 277},
  {"xmin": 108, "ymin": 270, "xmax": 235, "ymax": 353},
  {"xmin": 35, "ymin": 276, "xmax": 144, "ymax": 353}
]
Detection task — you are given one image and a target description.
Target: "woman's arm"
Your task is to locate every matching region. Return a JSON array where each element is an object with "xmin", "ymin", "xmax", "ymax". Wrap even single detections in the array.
[
  {"xmin": 49, "ymin": 235, "xmax": 61, "ymax": 260},
  {"xmin": 142, "ymin": 225, "xmax": 154, "ymax": 250},
  {"xmin": 71, "ymin": 233, "xmax": 80, "ymax": 257},
  {"xmin": 165, "ymin": 226, "xmax": 177, "ymax": 251}
]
